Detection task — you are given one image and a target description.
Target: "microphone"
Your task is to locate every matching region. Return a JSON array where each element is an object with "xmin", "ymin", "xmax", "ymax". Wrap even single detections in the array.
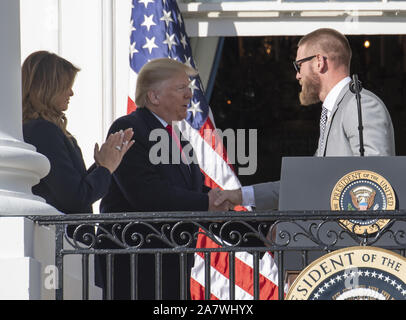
[
  {"xmin": 349, "ymin": 75, "xmax": 362, "ymax": 94},
  {"xmin": 350, "ymin": 74, "xmax": 365, "ymax": 157}
]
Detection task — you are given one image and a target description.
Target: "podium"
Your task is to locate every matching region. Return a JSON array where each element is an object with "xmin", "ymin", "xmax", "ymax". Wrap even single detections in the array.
[
  {"xmin": 279, "ymin": 156, "xmax": 406, "ymax": 211},
  {"xmin": 276, "ymin": 156, "xmax": 406, "ymax": 274}
]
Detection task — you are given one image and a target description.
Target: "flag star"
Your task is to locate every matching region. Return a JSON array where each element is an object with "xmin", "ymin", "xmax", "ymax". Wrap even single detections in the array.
[
  {"xmin": 160, "ymin": 10, "xmax": 174, "ymax": 27},
  {"xmin": 177, "ymin": 12, "xmax": 184, "ymax": 26},
  {"xmin": 313, "ymin": 293, "xmax": 320, "ymax": 299},
  {"xmin": 143, "ymin": 36, "xmax": 158, "ymax": 54},
  {"xmin": 318, "ymin": 287, "xmax": 325, "ymax": 293},
  {"xmin": 397, "ymin": 284, "xmax": 402, "ymax": 291},
  {"xmin": 323, "ymin": 282, "xmax": 330, "ymax": 289},
  {"xmin": 188, "ymin": 101, "xmax": 203, "ymax": 118},
  {"xmin": 391, "ymin": 280, "xmax": 397, "ymax": 286},
  {"xmin": 402, "ymin": 289, "xmax": 406, "ymax": 296},
  {"xmin": 329, "ymin": 278, "xmax": 336, "ymax": 285},
  {"xmin": 130, "ymin": 42, "xmax": 138, "ymax": 59},
  {"xmin": 385, "ymin": 276, "xmax": 391, "ymax": 282},
  {"xmin": 189, "ymin": 79, "xmax": 199, "ymax": 94},
  {"xmin": 184, "ymin": 56, "xmax": 193, "ymax": 68},
  {"xmin": 130, "ymin": 19, "xmax": 136, "ymax": 36},
  {"xmin": 364, "ymin": 270, "xmax": 370, "ymax": 277},
  {"xmin": 378, "ymin": 273, "xmax": 384, "ymax": 280},
  {"xmin": 138, "ymin": 0, "xmax": 154, "ymax": 8},
  {"xmin": 180, "ymin": 34, "xmax": 188, "ymax": 49},
  {"xmin": 163, "ymin": 32, "xmax": 177, "ymax": 51},
  {"xmin": 371, "ymin": 271, "xmax": 377, "ymax": 278},
  {"xmin": 141, "ymin": 14, "xmax": 156, "ymax": 32},
  {"xmin": 357, "ymin": 271, "xmax": 363, "ymax": 277},
  {"xmin": 335, "ymin": 275, "xmax": 342, "ymax": 281}
]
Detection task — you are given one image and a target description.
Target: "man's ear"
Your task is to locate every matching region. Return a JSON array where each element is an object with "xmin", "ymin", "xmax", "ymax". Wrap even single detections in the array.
[
  {"xmin": 147, "ymin": 90, "xmax": 159, "ymax": 105},
  {"xmin": 318, "ymin": 54, "xmax": 328, "ymax": 73}
]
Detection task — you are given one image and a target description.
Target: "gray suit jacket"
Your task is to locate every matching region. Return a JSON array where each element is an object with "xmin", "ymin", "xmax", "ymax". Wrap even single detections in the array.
[
  {"xmin": 317, "ymin": 84, "xmax": 395, "ymax": 157},
  {"xmin": 253, "ymin": 83, "xmax": 395, "ymax": 210}
]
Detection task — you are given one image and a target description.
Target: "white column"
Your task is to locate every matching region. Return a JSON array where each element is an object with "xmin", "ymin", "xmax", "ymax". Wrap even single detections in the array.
[{"xmin": 0, "ymin": 0, "xmax": 60, "ymax": 215}]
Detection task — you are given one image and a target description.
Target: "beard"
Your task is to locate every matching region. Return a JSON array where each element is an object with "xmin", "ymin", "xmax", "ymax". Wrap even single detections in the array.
[{"xmin": 299, "ymin": 69, "xmax": 321, "ymax": 106}]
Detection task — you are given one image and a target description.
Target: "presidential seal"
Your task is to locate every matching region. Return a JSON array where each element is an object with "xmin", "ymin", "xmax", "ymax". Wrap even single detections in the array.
[
  {"xmin": 330, "ymin": 170, "xmax": 396, "ymax": 235},
  {"xmin": 286, "ymin": 246, "xmax": 406, "ymax": 300}
]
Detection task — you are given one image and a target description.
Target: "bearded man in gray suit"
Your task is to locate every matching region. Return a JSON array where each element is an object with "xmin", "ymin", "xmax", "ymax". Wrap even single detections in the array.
[{"xmin": 214, "ymin": 28, "xmax": 395, "ymax": 210}]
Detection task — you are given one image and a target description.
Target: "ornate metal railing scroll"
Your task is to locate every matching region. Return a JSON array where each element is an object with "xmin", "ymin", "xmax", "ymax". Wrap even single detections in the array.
[{"xmin": 29, "ymin": 210, "xmax": 406, "ymax": 300}]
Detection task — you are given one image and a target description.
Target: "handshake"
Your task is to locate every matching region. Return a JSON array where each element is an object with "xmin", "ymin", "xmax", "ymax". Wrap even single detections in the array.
[{"xmin": 207, "ymin": 188, "xmax": 243, "ymax": 212}]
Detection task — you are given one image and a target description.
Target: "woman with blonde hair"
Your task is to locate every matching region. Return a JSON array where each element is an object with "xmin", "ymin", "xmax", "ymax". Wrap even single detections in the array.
[{"xmin": 22, "ymin": 51, "xmax": 134, "ymax": 214}]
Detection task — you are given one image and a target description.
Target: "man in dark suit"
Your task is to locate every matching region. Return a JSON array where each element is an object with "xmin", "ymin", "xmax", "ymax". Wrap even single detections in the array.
[{"xmin": 96, "ymin": 58, "xmax": 229, "ymax": 300}]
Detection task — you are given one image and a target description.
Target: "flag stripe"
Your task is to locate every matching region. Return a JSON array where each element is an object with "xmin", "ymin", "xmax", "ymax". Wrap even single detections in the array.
[
  {"xmin": 178, "ymin": 119, "xmax": 241, "ymax": 190},
  {"xmin": 198, "ymin": 116, "xmax": 235, "ymax": 172},
  {"xmin": 194, "ymin": 232, "xmax": 279, "ymax": 300},
  {"xmin": 190, "ymin": 277, "xmax": 219, "ymax": 300},
  {"xmin": 127, "ymin": 97, "xmax": 136, "ymax": 114},
  {"xmin": 191, "ymin": 254, "xmax": 254, "ymax": 300}
]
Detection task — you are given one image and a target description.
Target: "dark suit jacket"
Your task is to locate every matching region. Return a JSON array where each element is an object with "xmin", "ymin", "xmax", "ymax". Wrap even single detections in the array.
[
  {"xmin": 98, "ymin": 107, "xmax": 210, "ymax": 300},
  {"xmin": 23, "ymin": 118, "xmax": 111, "ymax": 214},
  {"xmin": 100, "ymin": 107, "xmax": 209, "ymax": 213}
]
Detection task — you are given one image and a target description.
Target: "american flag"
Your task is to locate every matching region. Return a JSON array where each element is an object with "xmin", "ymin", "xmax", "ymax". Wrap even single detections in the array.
[{"xmin": 128, "ymin": 0, "xmax": 279, "ymax": 300}]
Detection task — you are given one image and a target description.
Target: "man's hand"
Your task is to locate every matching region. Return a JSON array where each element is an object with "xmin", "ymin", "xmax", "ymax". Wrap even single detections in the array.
[
  {"xmin": 208, "ymin": 188, "xmax": 233, "ymax": 211},
  {"xmin": 214, "ymin": 189, "xmax": 243, "ymax": 207}
]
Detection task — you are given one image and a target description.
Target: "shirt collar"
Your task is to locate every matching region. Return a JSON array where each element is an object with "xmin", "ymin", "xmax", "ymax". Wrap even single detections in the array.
[
  {"xmin": 149, "ymin": 110, "xmax": 167, "ymax": 127},
  {"xmin": 149, "ymin": 110, "xmax": 181, "ymax": 130},
  {"xmin": 322, "ymin": 76, "xmax": 351, "ymax": 114}
]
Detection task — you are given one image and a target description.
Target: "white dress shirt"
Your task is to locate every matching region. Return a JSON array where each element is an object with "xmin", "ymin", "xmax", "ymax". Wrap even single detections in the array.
[{"xmin": 322, "ymin": 76, "xmax": 351, "ymax": 119}]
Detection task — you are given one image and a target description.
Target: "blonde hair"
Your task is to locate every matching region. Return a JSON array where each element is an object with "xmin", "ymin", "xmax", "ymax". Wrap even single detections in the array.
[
  {"xmin": 135, "ymin": 58, "xmax": 198, "ymax": 107},
  {"xmin": 22, "ymin": 51, "xmax": 80, "ymax": 138},
  {"xmin": 298, "ymin": 28, "xmax": 352, "ymax": 71}
]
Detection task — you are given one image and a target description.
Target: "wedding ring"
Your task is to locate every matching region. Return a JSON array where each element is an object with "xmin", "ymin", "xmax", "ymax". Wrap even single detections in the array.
[{"xmin": 115, "ymin": 145, "xmax": 122, "ymax": 151}]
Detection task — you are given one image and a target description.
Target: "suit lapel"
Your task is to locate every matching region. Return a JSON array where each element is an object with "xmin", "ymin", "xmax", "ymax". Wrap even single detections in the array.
[
  {"xmin": 139, "ymin": 108, "xmax": 193, "ymax": 187},
  {"xmin": 177, "ymin": 128, "xmax": 205, "ymax": 191},
  {"xmin": 190, "ymin": 162, "xmax": 203, "ymax": 191},
  {"xmin": 320, "ymin": 84, "xmax": 352, "ymax": 156},
  {"xmin": 175, "ymin": 129, "xmax": 193, "ymax": 187}
]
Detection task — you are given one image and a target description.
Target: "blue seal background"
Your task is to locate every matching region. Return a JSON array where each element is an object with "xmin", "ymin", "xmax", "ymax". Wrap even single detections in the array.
[{"xmin": 310, "ymin": 268, "xmax": 406, "ymax": 300}]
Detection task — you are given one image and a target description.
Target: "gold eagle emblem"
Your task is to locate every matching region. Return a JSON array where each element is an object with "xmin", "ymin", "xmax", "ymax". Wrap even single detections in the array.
[{"xmin": 350, "ymin": 186, "xmax": 376, "ymax": 211}]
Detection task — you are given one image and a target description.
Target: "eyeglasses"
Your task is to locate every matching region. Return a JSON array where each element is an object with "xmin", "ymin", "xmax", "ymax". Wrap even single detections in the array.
[{"xmin": 293, "ymin": 55, "xmax": 317, "ymax": 73}]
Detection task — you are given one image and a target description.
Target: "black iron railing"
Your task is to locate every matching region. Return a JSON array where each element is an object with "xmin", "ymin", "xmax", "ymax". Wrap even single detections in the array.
[{"xmin": 30, "ymin": 211, "xmax": 406, "ymax": 300}]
